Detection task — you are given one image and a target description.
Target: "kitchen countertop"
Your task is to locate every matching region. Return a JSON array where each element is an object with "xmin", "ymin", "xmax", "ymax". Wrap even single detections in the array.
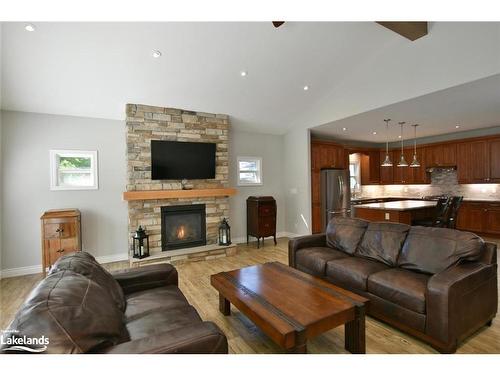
[
  {"xmin": 351, "ymin": 196, "xmax": 500, "ymax": 203},
  {"xmin": 354, "ymin": 200, "xmax": 437, "ymax": 211}
]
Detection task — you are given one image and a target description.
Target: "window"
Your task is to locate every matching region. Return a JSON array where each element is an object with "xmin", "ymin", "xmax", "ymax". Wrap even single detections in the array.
[
  {"xmin": 50, "ymin": 150, "xmax": 98, "ymax": 190},
  {"xmin": 237, "ymin": 157, "xmax": 262, "ymax": 186},
  {"xmin": 349, "ymin": 162, "xmax": 358, "ymax": 190}
]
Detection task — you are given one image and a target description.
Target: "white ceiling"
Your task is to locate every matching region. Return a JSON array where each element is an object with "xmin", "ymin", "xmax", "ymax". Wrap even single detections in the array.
[
  {"xmin": 311, "ymin": 73, "xmax": 500, "ymax": 143},
  {"xmin": 1, "ymin": 22, "xmax": 500, "ymax": 136}
]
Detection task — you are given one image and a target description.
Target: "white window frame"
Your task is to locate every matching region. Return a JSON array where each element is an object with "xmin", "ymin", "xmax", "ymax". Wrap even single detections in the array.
[
  {"xmin": 49, "ymin": 149, "xmax": 99, "ymax": 191},
  {"xmin": 237, "ymin": 156, "xmax": 263, "ymax": 186}
]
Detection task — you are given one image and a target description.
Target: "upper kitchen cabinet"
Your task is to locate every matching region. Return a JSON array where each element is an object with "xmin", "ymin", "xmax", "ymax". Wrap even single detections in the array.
[
  {"xmin": 379, "ymin": 150, "xmax": 394, "ymax": 184},
  {"xmin": 360, "ymin": 151, "xmax": 380, "ymax": 185},
  {"xmin": 411, "ymin": 147, "xmax": 428, "ymax": 184},
  {"xmin": 311, "ymin": 140, "xmax": 346, "ymax": 170},
  {"xmin": 489, "ymin": 138, "xmax": 500, "ymax": 182},
  {"xmin": 456, "ymin": 137, "xmax": 500, "ymax": 183},
  {"xmin": 393, "ymin": 148, "xmax": 414, "ymax": 184},
  {"xmin": 425, "ymin": 143, "xmax": 456, "ymax": 167}
]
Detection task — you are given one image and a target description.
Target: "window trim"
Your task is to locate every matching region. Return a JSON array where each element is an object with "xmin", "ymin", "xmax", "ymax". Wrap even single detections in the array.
[
  {"xmin": 237, "ymin": 156, "xmax": 263, "ymax": 186},
  {"xmin": 49, "ymin": 149, "xmax": 99, "ymax": 191}
]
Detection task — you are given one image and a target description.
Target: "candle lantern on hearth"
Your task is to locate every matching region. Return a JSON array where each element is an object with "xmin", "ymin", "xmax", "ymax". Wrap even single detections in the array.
[
  {"xmin": 218, "ymin": 218, "xmax": 231, "ymax": 246},
  {"xmin": 132, "ymin": 226, "xmax": 150, "ymax": 259}
]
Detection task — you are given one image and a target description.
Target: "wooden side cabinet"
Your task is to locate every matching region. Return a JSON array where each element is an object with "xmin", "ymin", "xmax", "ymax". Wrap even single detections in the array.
[
  {"xmin": 41, "ymin": 209, "xmax": 82, "ymax": 275},
  {"xmin": 247, "ymin": 196, "xmax": 277, "ymax": 248}
]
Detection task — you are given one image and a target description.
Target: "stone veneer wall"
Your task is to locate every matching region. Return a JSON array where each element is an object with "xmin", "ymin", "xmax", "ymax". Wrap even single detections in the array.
[{"xmin": 125, "ymin": 104, "xmax": 230, "ymax": 256}]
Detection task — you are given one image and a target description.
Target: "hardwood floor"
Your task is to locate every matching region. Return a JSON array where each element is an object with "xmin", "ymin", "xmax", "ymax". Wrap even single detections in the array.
[{"xmin": 1, "ymin": 237, "xmax": 499, "ymax": 354}]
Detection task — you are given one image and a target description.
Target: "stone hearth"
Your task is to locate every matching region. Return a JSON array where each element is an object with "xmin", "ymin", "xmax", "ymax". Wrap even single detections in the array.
[{"xmin": 125, "ymin": 103, "xmax": 233, "ymax": 262}]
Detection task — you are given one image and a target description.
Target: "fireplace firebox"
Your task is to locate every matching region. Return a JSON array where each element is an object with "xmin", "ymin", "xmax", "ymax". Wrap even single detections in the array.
[{"xmin": 161, "ymin": 204, "xmax": 207, "ymax": 251}]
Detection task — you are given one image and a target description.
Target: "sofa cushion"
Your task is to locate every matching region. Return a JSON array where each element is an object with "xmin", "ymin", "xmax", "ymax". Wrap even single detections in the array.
[
  {"xmin": 4, "ymin": 270, "xmax": 127, "ymax": 353},
  {"xmin": 49, "ymin": 251, "xmax": 126, "ymax": 311},
  {"xmin": 295, "ymin": 247, "xmax": 348, "ymax": 276},
  {"xmin": 356, "ymin": 222, "xmax": 410, "ymax": 266},
  {"xmin": 124, "ymin": 285, "xmax": 191, "ymax": 321},
  {"xmin": 326, "ymin": 217, "xmax": 369, "ymax": 255},
  {"xmin": 325, "ymin": 257, "xmax": 389, "ymax": 291},
  {"xmin": 367, "ymin": 268, "xmax": 430, "ymax": 313},
  {"xmin": 125, "ymin": 305, "xmax": 203, "ymax": 341},
  {"xmin": 398, "ymin": 227, "xmax": 484, "ymax": 274}
]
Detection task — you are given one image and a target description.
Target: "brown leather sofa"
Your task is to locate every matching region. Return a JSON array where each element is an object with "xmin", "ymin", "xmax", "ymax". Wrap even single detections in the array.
[
  {"xmin": 289, "ymin": 217, "xmax": 498, "ymax": 353},
  {"xmin": 1, "ymin": 252, "xmax": 228, "ymax": 354}
]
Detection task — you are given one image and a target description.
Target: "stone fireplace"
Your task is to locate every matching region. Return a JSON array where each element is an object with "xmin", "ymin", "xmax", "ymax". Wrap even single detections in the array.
[
  {"xmin": 125, "ymin": 103, "xmax": 236, "ymax": 264},
  {"xmin": 161, "ymin": 204, "xmax": 207, "ymax": 251}
]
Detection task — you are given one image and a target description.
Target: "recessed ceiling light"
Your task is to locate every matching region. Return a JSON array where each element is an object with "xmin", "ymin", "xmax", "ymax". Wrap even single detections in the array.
[
  {"xmin": 303, "ymin": 85, "xmax": 309, "ymax": 91},
  {"xmin": 342, "ymin": 127, "xmax": 347, "ymax": 131},
  {"xmin": 25, "ymin": 23, "xmax": 36, "ymax": 32},
  {"xmin": 455, "ymin": 125, "xmax": 460, "ymax": 129},
  {"xmin": 372, "ymin": 131, "xmax": 377, "ymax": 135},
  {"xmin": 152, "ymin": 50, "xmax": 162, "ymax": 58},
  {"xmin": 240, "ymin": 71, "xmax": 247, "ymax": 77}
]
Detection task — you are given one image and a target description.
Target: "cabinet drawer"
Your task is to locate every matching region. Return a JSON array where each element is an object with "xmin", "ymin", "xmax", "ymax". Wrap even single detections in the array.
[
  {"xmin": 44, "ymin": 222, "xmax": 77, "ymax": 239},
  {"xmin": 259, "ymin": 217, "xmax": 276, "ymax": 235},
  {"xmin": 259, "ymin": 205, "xmax": 276, "ymax": 217}
]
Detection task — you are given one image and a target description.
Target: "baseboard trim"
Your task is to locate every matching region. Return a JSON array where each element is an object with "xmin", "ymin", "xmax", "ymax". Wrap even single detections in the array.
[
  {"xmin": 232, "ymin": 231, "xmax": 299, "ymax": 244},
  {"xmin": 0, "ymin": 253, "xmax": 129, "ymax": 279}
]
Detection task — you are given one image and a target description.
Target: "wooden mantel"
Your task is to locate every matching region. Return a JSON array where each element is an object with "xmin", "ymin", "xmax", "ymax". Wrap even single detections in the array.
[{"xmin": 123, "ymin": 188, "xmax": 237, "ymax": 201}]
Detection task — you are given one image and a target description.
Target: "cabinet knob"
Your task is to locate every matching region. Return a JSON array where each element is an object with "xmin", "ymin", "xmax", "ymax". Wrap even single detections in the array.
[
  {"xmin": 56, "ymin": 228, "xmax": 64, "ymax": 233},
  {"xmin": 57, "ymin": 249, "xmax": 65, "ymax": 253}
]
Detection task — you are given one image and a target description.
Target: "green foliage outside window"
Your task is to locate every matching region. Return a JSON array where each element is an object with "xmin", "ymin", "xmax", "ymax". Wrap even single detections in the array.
[{"xmin": 59, "ymin": 157, "xmax": 91, "ymax": 169}]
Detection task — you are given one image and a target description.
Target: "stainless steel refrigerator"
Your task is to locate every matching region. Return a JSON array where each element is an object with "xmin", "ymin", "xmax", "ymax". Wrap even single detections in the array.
[{"xmin": 320, "ymin": 168, "xmax": 351, "ymax": 230}]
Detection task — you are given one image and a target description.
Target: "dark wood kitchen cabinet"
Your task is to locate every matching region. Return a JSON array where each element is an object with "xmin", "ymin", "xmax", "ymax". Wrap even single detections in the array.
[
  {"xmin": 379, "ymin": 150, "xmax": 394, "ymax": 184},
  {"xmin": 360, "ymin": 151, "xmax": 380, "ymax": 185},
  {"xmin": 41, "ymin": 209, "xmax": 82, "ymax": 276},
  {"xmin": 457, "ymin": 141, "xmax": 489, "ymax": 183},
  {"xmin": 393, "ymin": 149, "xmax": 414, "ymax": 184},
  {"xmin": 456, "ymin": 201, "xmax": 500, "ymax": 236},
  {"xmin": 489, "ymin": 139, "xmax": 500, "ymax": 182},
  {"xmin": 425, "ymin": 144, "xmax": 456, "ymax": 167},
  {"xmin": 311, "ymin": 140, "xmax": 346, "ymax": 233},
  {"xmin": 247, "ymin": 196, "xmax": 277, "ymax": 248}
]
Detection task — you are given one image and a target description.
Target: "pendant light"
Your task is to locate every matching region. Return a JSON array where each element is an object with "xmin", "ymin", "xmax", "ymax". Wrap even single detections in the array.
[
  {"xmin": 397, "ymin": 121, "xmax": 408, "ymax": 167},
  {"xmin": 410, "ymin": 124, "xmax": 421, "ymax": 168},
  {"xmin": 381, "ymin": 119, "xmax": 393, "ymax": 167}
]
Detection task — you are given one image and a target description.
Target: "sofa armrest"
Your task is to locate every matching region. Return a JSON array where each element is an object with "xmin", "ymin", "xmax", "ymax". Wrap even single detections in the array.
[
  {"xmin": 288, "ymin": 233, "xmax": 326, "ymax": 267},
  {"xmin": 111, "ymin": 263, "xmax": 178, "ymax": 295},
  {"xmin": 99, "ymin": 322, "xmax": 228, "ymax": 354},
  {"xmin": 426, "ymin": 262, "xmax": 498, "ymax": 350}
]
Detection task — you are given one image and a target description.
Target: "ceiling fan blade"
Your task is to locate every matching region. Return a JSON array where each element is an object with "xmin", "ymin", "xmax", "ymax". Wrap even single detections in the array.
[{"xmin": 272, "ymin": 21, "xmax": 285, "ymax": 28}]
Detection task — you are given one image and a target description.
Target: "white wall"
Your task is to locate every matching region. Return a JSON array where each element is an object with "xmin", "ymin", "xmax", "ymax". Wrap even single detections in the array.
[
  {"xmin": 228, "ymin": 130, "xmax": 286, "ymax": 242},
  {"xmin": 0, "ymin": 111, "xmax": 289, "ymax": 273},
  {"xmin": 283, "ymin": 127, "xmax": 311, "ymax": 236},
  {"xmin": 1, "ymin": 110, "xmax": 128, "ymax": 272}
]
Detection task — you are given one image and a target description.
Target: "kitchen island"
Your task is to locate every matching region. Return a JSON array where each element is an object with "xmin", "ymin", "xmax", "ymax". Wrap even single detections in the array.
[{"xmin": 353, "ymin": 200, "xmax": 437, "ymax": 225}]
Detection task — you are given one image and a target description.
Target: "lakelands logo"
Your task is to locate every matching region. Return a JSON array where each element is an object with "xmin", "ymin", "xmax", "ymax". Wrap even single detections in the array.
[{"xmin": 1, "ymin": 330, "xmax": 49, "ymax": 353}]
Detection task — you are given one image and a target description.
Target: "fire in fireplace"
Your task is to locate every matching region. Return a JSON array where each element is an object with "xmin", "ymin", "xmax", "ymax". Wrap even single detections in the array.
[{"xmin": 161, "ymin": 204, "xmax": 206, "ymax": 251}]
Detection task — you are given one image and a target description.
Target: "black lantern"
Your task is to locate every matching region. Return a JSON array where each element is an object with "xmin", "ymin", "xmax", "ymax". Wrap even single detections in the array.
[
  {"xmin": 218, "ymin": 218, "xmax": 231, "ymax": 246},
  {"xmin": 132, "ymin": 226, "xmax": 150, "ymax": 259}
]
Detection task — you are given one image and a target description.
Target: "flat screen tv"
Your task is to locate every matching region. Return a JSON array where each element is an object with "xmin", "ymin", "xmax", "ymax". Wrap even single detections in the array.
[{"xmin": 151, "ymin": 140, "xmax": 216, "ymax": 180}]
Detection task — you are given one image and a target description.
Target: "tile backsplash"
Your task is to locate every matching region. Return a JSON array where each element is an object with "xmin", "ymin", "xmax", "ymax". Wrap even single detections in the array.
[{"xmin": 361, "ymin": 169, "xmax": 500, "ymax": 200}]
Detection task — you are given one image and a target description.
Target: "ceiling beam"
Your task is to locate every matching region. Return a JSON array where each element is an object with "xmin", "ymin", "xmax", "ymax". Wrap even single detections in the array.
[{"xmin": 376, "ymin": 22, "xmax": 428, "ymax": 41}]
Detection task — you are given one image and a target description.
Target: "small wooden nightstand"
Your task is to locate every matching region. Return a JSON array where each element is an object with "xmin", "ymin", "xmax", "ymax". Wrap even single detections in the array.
[
  {"xmin": 246, "ymin": 196, "xmax": 277, "ymax": 248},
  {"xmin": 41, "ymin": 209, "xmax": 82, "ymax": 275}
]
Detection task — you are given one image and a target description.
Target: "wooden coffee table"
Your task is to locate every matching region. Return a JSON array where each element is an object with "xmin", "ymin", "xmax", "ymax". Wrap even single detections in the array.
[{"xmin": 210, "ymin": 261, "xmax": 368, "ymax": 353}]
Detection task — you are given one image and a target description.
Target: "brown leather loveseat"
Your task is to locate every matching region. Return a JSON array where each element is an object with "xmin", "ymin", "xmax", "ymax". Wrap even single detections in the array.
[
  {"xmin": 1, "ymin": 252, "xmax": 228, "ymax": 354},
  {"xmin": 288, "ymin": 217, "xmax": 498, "ymax": 353}
]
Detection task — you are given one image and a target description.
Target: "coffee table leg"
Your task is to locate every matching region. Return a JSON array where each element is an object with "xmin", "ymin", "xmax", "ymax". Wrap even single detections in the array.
[
  {"xmin": 286, "ymin": 343, "xmax": 307, "ymax": 354},
  {"xmin": 219, "ymin": 294, "xmax": 231, "ymax": 316},
  {"xmin": 345, "ymin": 305, "xmax": 366, "ymax": 354}
]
